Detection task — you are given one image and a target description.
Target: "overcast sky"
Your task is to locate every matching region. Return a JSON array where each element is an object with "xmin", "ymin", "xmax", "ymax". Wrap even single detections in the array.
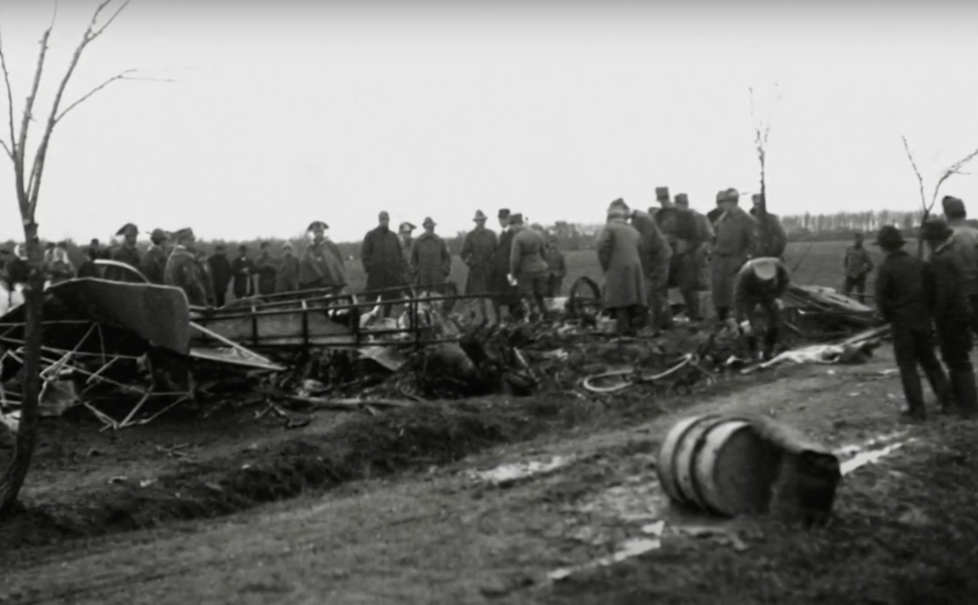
[{"xmin": 0, "ymin": 0, "xmax": 976, "ymax": 244}]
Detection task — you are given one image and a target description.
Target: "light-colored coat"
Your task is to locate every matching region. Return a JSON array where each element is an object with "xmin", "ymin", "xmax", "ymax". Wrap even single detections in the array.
[
  {"xmin": 596, "ymin": 219, "xmax": 648, "ymax": 309},
  {"xmin": 712, "ymin": 206, "xmax": 758, "ymax": 309},
  {"xmin": 411, "ymin": 232, "xmax": 452, "ymax": 287}
]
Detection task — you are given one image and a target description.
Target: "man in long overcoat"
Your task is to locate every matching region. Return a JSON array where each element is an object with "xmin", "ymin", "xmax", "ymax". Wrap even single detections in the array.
[
  {"xmin": 843, "ymin": 232, "xmax": 874, "ymax": 303},
  {"xmin": 140, "ymin": 228, "xmax": 170, "ymax": 285},
  {"xmin": 362, "ymin": 211, "xmax": 405, "ymax": 315},
  {"xmin": 711, "ymin": 188, "xmax": 758, "ymax": 321},
  {"xmin": 164, "ymin": 228, "xmax": 209, "ymax": 307},
  {"xmin": 254, "ymin": 241, "xmax": 278, "ymax": 296},
  {"xmin": 207, "ymin": 244, "xmax": 233, "ymax": 307},
  {"xmin": 749, "ymin": 193, "xmax": 788, "ymax": 259},
  {"xmin": 107, "ymin": 223, "xmax": 144, "ymax": 283},
  {"xmin": 611, "ymin": 198, "xmax": 671, "ymax": 330},
  {"xmin": 597, "ymin": 206, "xmax": 648, "ymax": 336},
  {"xmin": 299, "ymin": 221, "xmax": 347, "ymax": 292},
  {"xmin": 276, "ymin": 242, "xmax": 300, "ymax": 293},
  {"xmin": 654, "ymin": 187, "xmax": 703, "ymax": 321},
  {"xmin": 460, "ymin": 209, "xmax": 498, "ymax": 322},
  {"xmin": 231, "ymin": 245, "xmax": 255, "ymax": 299},
  {"xmin": 942, "ymin": 195, "xmax": 978, "ymax": 334},
  {"xmin": 508, "ymin": 213, "xmax": 549, "ymax": 321},
  {"xmin": 675, "ymin": 193, "xmax": 714, "ymax": 292},
  {"xmin": 410, "ymin": 216, "xmax": 452, "ymax": 291},
  {"xmin": 489, "ymin": 208, "xmax": 522, "ymax": 320}
]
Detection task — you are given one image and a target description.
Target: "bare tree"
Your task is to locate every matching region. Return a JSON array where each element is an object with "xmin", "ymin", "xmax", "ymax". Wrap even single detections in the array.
[
  {"xmin": 901, "ymin": 135, "xmax": 978, "ymax": 257},
  {"xmin": 749, "ymin": 83, "xmax": 780, "ymax": 256},
  {"xmin": 0, "ymin": 0, "xmax": 134, "ymax": 515}
]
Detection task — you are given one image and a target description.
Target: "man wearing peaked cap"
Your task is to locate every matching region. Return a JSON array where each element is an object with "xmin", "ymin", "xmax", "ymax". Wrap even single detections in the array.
[
  {"xmin": 922, "ymin": 218, "xmax": 978, "ymax": 418},
  {"xmin": 711, "ymin": 187, "xmax": 758, "ymax": 321},
  {"xmin": 410, "ymin": 216, "xmax": 451, "ymax": 292},
  {"xmin": 164, "ymin": 227, "xmax": 209, "ymax": 306},
  {"xmin": 398, "ymin": 222, "xmax": 416, "ymax": 274},
  {"xmin": 490, "ymin": 208, "xmax": 521, "ymax": 320},
  {"xmin": 676, "ymin": 193, "xmax": 714, "ymax": 293},
  {"xmin": 140, "ymin": 228, "xmax": 170, "ymax": 285},
  {"xmin": 654, "ymin": 188, "xmax": 703, "ymax": 321},
  {"xmin": 461, "ymin": 209, "xmax": 499, "ymax": 323},
  {"xmin": 307, "ymin": 221, "xmax": 328, "ymax": 233},
  {"xmin": 300, "ymin": 219, "xmax": 347, "ymax": 292},
  {"xmin": 105, "ymin": 222, "xmax": 143, "ymax": 283},
  {"xmin": 509, "ymin": 211, "xmax": 549, "ymax": 321},
  {"xmin": 749, "ymin": 193, "xmax": 788, "ymax": 259},
  {"xmin": 598, "ymin": 204, "xmax": 648, "ymax": 336},
  {"xmin": 361, "ymin": 210, "xmax": 405, "ymax": 315},
  {"xmin": 941, "ymin": 194, "xmax": 978, "ymax": 332},
  {"xmin": 616, "ymin": 197, "xmax": 672, "ymax": 331},
  {"xmin": 874, "ymin": 223, "xmax": 951, "ymax": 421}
]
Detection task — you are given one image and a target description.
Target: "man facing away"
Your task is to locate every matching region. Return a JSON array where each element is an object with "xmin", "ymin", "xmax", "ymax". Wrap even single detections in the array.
[
  {"xmin": 597, "ymin": 205, "xmax": 648, "ymax": 337},
  {"xmin": 675, "ymin": 193, "xmax": 713, "ymax": 293},
  {"xmin": 207, "ymin": 244, "xmax": 232, "ymax": 307},
  {"xmin": 654, "ymin": 186, "xmax": 703, "ymax": 321},
  {"xmin": 140, "ymin": 228, "xmax": 170, "ymax": 285},
  {"xmin": 941, "ymin": 195, "xmax": 978, "ymax": 334},
  {"xmin": 711, "ymin": 188, "xmax": 758, "ymax": 321},
  {"xmin": 749, "ymin": 193, "xmax": 787, "ymax": 259},
  {"xmin": 508, "ymin": 213, "xmax": 550, "ymax": 322},
  {"xmin": 164, "ymin": 228, "xmax": 209, "ymax": 307},
  {"xmin": 610, "ymin": 197, "xmax": 671, "ymax": 331},
  {"xmin": 873, "ymin": 225, "xmax": 952, "ymax": 421},
  {"xmin": 842, "ymin": 232, "xmax": 874, "ymax": 303}
]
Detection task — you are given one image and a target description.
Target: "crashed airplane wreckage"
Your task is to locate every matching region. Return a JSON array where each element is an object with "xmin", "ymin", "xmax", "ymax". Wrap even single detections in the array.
[{"xmin": 0, "ymin": 265, "xmax": 886, "ymax": 432}]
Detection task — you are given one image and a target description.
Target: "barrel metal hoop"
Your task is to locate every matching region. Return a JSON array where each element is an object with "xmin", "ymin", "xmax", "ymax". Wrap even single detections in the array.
[{"xmin": 670, "ymin": 413, "xmax": 722, "ymax": 510}]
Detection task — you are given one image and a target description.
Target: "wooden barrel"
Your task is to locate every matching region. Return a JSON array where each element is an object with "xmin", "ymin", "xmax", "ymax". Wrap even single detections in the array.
[{"xmin": 656, "ymin": 414, "xmax": 782, "ymax": 517}]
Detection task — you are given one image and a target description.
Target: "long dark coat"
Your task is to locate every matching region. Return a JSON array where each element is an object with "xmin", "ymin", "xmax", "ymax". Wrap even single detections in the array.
[
  {"xmin": 596, "ymin": 219, "xmax": 648, "ymax": 310},
  {"xmin": 460, "ymin": 227, "xmax": 497, "ymax": 295},
  {"xmin": 712, "ymin": 206, "xmax": 758, "ymax": 309},
  {"xmin": 630, "ymin": 210, "xmax": 672, "ymax": 285},
  {"xmin": 276, "ymin": 254, "xmax": 300, "ymax": 292},
  {"xmin": 231, "ymin": 256, "xmax": 255, "ymax": 298},
  {"xmin": 255, "ymin": 253, "xmax": 278, "ymax": 295},
  {"xmin": 207, "ymin": 254, "xmax": 233, "ymax": 299},
  {"xmin": 490, "ymin": 229, "xmax": 520, "ymax": 303},
  {"xmin": 361, "ymin": 226, "xmax": 405, "ymax": 291},
  {"xmin": 140, "ymin": 245, "xmax": 168, "ymax": 285},
  {"xmin": 164, "ymin": 246, "xmax": 209, "ymax": 306},
  {"xmin": 106, "ymin": 243, "xmax": 143, "ymax": 283},
  {"xmin": 299, "ymin": 240, "xmax": 347, "ymax": 289},
  {"xmin": 410, "ymin": 233, "xmax": 452, "ymax": 288}
]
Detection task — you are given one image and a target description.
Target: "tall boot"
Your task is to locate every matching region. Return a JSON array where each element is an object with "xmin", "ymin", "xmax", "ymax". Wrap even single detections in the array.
[
  {"xmin": 950, "ymin": 370, "xmax": 978, "ymax": 419},
  {"xmin": 898, "ymin": 368, "xmax": 927, "ymax": 420},
  {"xmin": 922, "ymin": 365, "xmax": 953, "ymax": 413}
]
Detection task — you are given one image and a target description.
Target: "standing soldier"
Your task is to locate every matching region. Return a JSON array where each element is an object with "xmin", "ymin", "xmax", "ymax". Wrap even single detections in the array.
[
  {"xmin": 207, "ymin": 244, "xmax": 232, "ymax": 307},
  {"xmin": 231, "ymin": 245, "xmax": 255, "ymax": 300},
  {"xmin": 544, "ymin": 234, "xmax": 567, "ymax": 298},
  {"xmin": 873, "ymin": 225, "xmax": 951, "ymax": 421},
  {"xmin": 460, "ymin": 210, "xmax": 498, "ymax": 323},
  {"xmin": 941, "ymin": 195, "xmax": 978, "ymax": 331},
  {"xmin": 299, "ymin": 221, "xmax": 347, "ymax": 292},
  {"xmin": 611, "ymin": 198, "xmax": 671, "ymax": 331},
  {"xmin": 90, "ymin": 238, "xmax": 111, "ymax": 260},
  {"xmin": 361, "ymin": 211, "xmax": 406, "ymax": 316},
  {"xmin": 76, "ymin": 247, "xmax": 100, "ymax": 279},
  {"xmin": 749, "ymin": 193, "xmax": 788, "ymax": 259},
  {"xmin": 730, "ymin": 257, "xmax": 790, "ymax": 361},
  {"xmin": 276, "ymin": 242, "xmax": 300, "ymax": 293},
  {"xmin": 410, "ymin": 216, "xmax": 452, "ymax": 291},
  {"xmin": 508, "ymin": 213, "xmax": 549, "ymax": 321},
  {"xmin": 922, "ymin": 219, "xmax": 978, "ymax": 418},
  {"xmin": 398, "ymin": 222, "xmax": 416, "ymax": 285},
  {"xmin": 842, "ymin": 233, "xmax": 874, "ymax": 303},
  {"xmin": 254, "ymin": 241, "xmax": 278, "ymax": 296},
  {"xmin": 490, "ymin": 208, "xmax": 521, "ymax": 321},
  {"xmin": 140, "ymin": 228, "xmax": 169, "ymax": 285},
  {"xmin": 164, "ymin": 228, "xmax": 209, "ymax": 307},
  {"xmin": 675, "ymin": 193, "xmax": 713, "ymax": 292},
  {"xmin": 654, "ymin": 187, "xmax": 703, "ymax": 321},
  {"xmin": 597, "ymin": 205, "xmax": 648, "ymax": 337},
  {"xmin": 711, "ymin": 188, "xmax": 758, "ymax": 321},
  {"xmin": 107, "ymin": 223, "xmax": 143, "ymax": 283}
]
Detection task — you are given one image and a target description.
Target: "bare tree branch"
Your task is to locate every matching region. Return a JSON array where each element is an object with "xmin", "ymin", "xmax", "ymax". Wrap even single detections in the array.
[
  {"xmin": 27, "ymin": 0, "xmax": 131, "ymax": 213},
  {"xmin": 931, "ymin": 146, "xmax": 978, "ymax": 208},
  {"xmin": 16, "ymin": 27, "xmax": 54, "ymax": 216},
  {"xmin": 0, "ymin": 28, "xmax": 16, "ymax": 163},
  {"xmin": 55, "ymin": 68, "xmax": 136, "ymax": 122},
  {"xmin": 0, "ymin": 138, "xmax": 12, "ymax": 159},
  {"xmin": 901, "ymin": 135, "xmax": 926, "ymax": 211}
]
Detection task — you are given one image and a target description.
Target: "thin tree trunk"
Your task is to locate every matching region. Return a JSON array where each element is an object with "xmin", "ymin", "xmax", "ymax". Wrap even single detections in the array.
[{"xmin": 0, "ymin": 223, "xmax": 44, "ymax": 516}]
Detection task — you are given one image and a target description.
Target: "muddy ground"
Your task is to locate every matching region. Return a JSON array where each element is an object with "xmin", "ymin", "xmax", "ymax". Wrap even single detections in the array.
[{"xmin": 2, "ymin": 346, "xmax": 977, "ymax": 604}]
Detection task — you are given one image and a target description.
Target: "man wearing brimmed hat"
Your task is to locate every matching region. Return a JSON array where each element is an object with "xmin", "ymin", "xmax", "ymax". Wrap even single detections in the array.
[
  {"xmin": 140, "ymin": 228, "xmax": 170, "ymax": 285},
  {"xmin": 711, "ymin": 188, "xmax": 758, "ymax": 321},
  {"xmin": 749, "ymin": 193, "xmax": 787, "ymax": 259},
  {"xmin": 460, "ymin": 210, "xmax": 499, "ymax": 323},
  {"xmin": 362, "ymin": 211, "xmax": 408, "ymax": 315},
  {"xmin": 299, "ymin": 221, "xmax": 347, "ymax": 292},
  {"xmin": 654, "ymin": 189, "xmax": 703, "ymax": 321},
  {"xmin": 609, "ymin": 197, "xmax": 671, "ymax": 331},
  {"xmin": 730, "ymin": 257, "xmax": 790, "ymax": 361},
  {"xmin": 489, "ymin": 208, "xmax": 521, "ymax": 319},
  {"xmin": 164, "ymin": 227, "xmax": 209, "ymax": 307},
  {"xmin": 921, "ymin": 218, "xmax": 978, "ymax": 418},
  {"xmin": 842, "ymin": 232, "xmax": 874, "ymax": 303},
  {"xmin": 597, "ymin": 203, "xmax": 648, "ymax": 336},
  {"xmin": 410, "ymin": 216, "xmax": 452, "ymax": 291},
  {"xmin": 508, "ymin": 213, "xmax": 549, "ymax": 321},
  {"xmin": 105, "ymin": 222, "xmax": 144, "ymax": 283},
  {"xmin": 873, "ymin": 224, "xmax": 952, "ymax": 421},
  {"xmin": 941, "ymin": 195, "xmax": 978, "ymax": 331},
  {"xmin": 206, "ymin": 243, "xmax": 233, "ymax": 306}
]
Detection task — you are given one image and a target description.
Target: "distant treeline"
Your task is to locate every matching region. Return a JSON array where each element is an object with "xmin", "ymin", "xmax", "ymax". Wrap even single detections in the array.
[{"xmin": 4, "ymin": 209, "xmax": 974, "ymax": 267}]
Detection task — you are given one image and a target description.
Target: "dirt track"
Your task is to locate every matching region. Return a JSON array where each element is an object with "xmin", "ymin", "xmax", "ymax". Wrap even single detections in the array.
[{"xmin": 5, "ymin": 347, "xmax": 975, "ymax": 604}]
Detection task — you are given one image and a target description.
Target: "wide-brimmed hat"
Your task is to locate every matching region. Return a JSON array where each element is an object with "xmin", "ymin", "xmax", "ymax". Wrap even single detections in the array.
[
  {"xmin": 920, "ymin": 218, "xmax": 953, "ymax": 242},
  {"xmin": 750, "ymin": 257, "xmax": 779, "ymax": 281},
  {"xmin": 307, "ymin": 221, "xmax": 328, "ymax": 232},
  {"xmin": 398, "ymin": 221, "xmax": 416, "ymax": 233},
  {"xmin": 116, "ymin": 222, "xmax": 138, "ymax": 236},
  {"xmin": 873, "ymin": 225, "xmax": 905, "ymax": 249},
  {"xmin": 473, "ymin": 210, "xmax": 487, "ymax": 222},
  {"xmin": 422, "ymin": 216, "xmax": 436, "ymax": 227}
]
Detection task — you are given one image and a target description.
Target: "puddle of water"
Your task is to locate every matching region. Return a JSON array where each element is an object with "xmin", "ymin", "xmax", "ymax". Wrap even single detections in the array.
[
  {"xmin": 468, "ymin": 455, "xmax": 575, "ymax": 485},
  {"xmin": 840, "ymin": 440, "xmax": 913, "ymax": 476},
  {"xmin": 833, "ymin": 431, "xmax": 908, "ymax": 458}
]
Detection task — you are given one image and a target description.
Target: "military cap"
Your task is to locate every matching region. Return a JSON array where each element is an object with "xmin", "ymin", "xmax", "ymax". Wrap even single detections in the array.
[
  {"xmin": 873, "ymin": 225, "xmax": 905, "ymax": 249},
  {"xmin": 751, "ymin": 193, "xmax": 764, "ymax": 204},
  {"xmin": 750, "ymin": 258, "xmax": 779, "ymax": 281},
  {"xmin": 148, "ymin": 228, "xmax": 169, "ymax": 242},
  {"xmin": 675, "ymin": 193, "xmax": 689, "ymax": 205},
  {"xmin": 920, "ymin": 218, "xmax": 953, "ymax": 242},
  {"xmin": 398, "ymin": 221, "xmax": 416, "ymax": 233},
  {"xmin": 307, "ymin": 221, "xmax": 328, "ymax": 232},
  {"xmin": 508, "ymin": 213, "xmax": 524, "ymax": 225},
  {"xmin": 422, "ymin": 216, "xmax": 436, "ymax": 226},
  {"xmin": 173, "ymin": 227, "xmax": 195, "ymax": 240},
  {"xmin": 116, "ymin": 223, "xmax": 138, "ymax": 236},
  {"xmin": 655, "ymin": 186, "xmax": 670, "ymax": 200},
  {"xmin": 498, "ymin": 208, "xmax": 511, "ymax": 219},
  {"xmin": 609, "ymin": 197, "xmax": 629, "ymax": 211},
  {"xmin": 942, "ymin": 195, "xmax": 966, "ymax": 219}
]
